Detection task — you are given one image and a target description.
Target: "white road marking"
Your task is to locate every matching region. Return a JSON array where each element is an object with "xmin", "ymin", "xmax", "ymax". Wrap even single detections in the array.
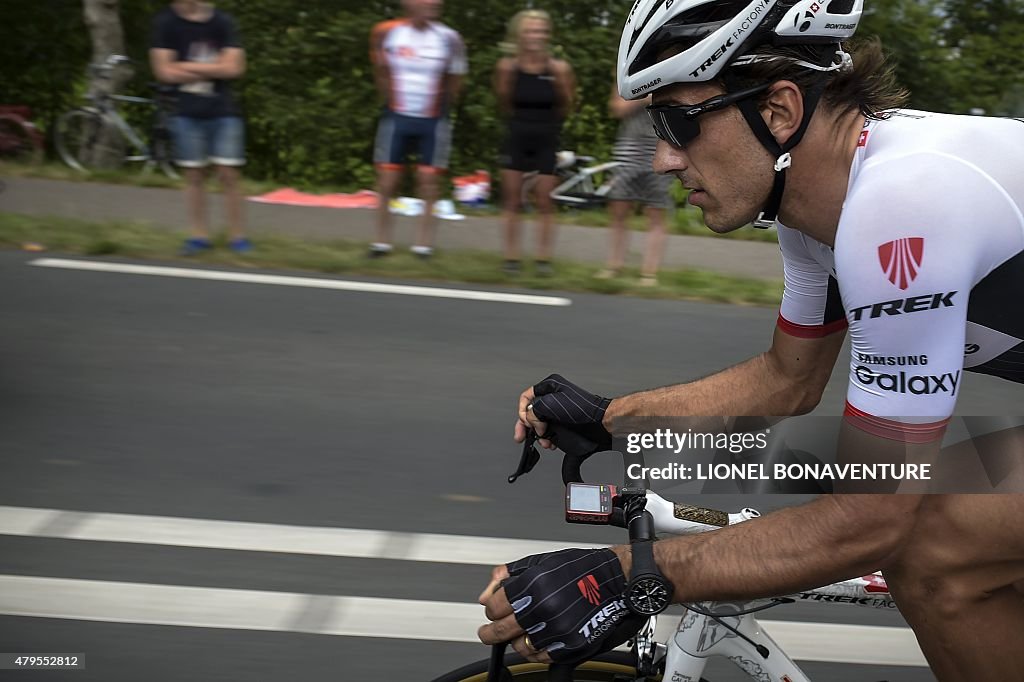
[
  {"xmin": 0, "ymin": 575, "xmax": 927, "ymax": 666},
  {"xmin": 0, "ymin": 505, "xmax": 588, "ymax": 566},
  {"xmin": 29, "ymin": 258, "xmax": 572, "ymax": 307}
]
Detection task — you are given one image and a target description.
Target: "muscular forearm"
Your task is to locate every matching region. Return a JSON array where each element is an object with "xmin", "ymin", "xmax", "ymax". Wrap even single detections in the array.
[
  {"xmin": 616, "ymin": 494, "xmax": 921, "ymax": 602},
  {"xmin": 607, "ymin": 353, "xmax": 816, "ymax": 434},
  {"xmin": 606, "ymin": 325, "xmax": 845, "ymax": 432}
]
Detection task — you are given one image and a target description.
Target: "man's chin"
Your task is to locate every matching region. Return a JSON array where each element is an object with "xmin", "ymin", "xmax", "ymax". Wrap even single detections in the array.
[{"xmin": 702, "ymin": 213, "xmax": 748, "ymax": 234}]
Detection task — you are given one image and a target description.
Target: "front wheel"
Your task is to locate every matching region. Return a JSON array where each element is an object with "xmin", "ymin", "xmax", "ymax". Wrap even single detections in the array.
[
  {"xmin": 430, "ymin": 650, "xmax": 711, "ymax": 682},
  {"xmin": 55, "ymin": 109, "xmax": 126, "ymax": 173}
]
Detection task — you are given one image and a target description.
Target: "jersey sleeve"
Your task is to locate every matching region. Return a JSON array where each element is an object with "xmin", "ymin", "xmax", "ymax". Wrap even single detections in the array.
[
  {"xmin": 150, "ymin": 10, "xmax": 173, "ymax": 50},
  {"xmin": 221, "ymin": 12, "xmax": 243, "ymax": 48},
  {"xmin": 445, "ymin": 29, "xmax": 468, "ymax": 75},
  {"xmin": 776, "ymin": 224, "xmax": 848, "ymax": 338},
  {"xmin": 834, "ymin": 152, "xmax": 1013, "ymax": 442},
  {"xmin": 369, "ymin": 20, "xmax": 395, "ymax": 66}
]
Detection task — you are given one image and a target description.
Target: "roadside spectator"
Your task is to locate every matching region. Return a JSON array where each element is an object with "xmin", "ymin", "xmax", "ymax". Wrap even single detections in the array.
[
  {"xmin": 596, "ymin": 83, "xmax": 674, "ymax": 285},
  {"xmin": 494, "ymin": 9, "xmax": 575, "ymax": 276},
  {"xmin": 150, "ymin": 0, "xmax": 249, "ymax": 256},
  {"xmin": 369, "ymin": 0, "xmax": 467, "ymax": 260}
]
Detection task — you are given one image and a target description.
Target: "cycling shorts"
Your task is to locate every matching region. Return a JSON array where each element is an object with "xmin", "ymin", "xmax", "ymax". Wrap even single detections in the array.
[
  {"xmin": 374, "ymin": 110, "xmax": 451, "ymax": 171},
  {"xmin": 499, "ymin": 120, "xmax": 560, "ymax": 175}
]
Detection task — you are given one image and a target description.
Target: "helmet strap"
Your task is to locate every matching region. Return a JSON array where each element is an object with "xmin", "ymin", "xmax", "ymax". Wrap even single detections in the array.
[{"xmin": 734, "ymin": 81, "xmax": 825, "ymax": 228}]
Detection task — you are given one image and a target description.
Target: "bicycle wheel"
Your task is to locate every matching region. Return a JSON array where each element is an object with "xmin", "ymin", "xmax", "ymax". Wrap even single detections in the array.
[
  {"xmin": 0, "ymin": 115, "xmax": 43, "ymax": 164},
  {"xmin": 55, "ymin": 109, "xmax": 126, "ymax": 172},
  {"xmin": 430, "ymin": 650, "xmax": 712, "ymax": 682}
]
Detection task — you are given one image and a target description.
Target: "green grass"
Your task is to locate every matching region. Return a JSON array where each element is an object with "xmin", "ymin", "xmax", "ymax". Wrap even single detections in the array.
[
  {"xmin": 0, "ymin": 212, "xmax": 783, "ymax": 307},
  {"xmin": 1, "ymin": 159, "xmax": 779, "ymax": 242}
]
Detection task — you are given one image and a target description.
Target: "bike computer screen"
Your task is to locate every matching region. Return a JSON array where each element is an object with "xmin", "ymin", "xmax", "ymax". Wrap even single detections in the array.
[{"xmin": 565, "ymin": 483, "xmax": 616, "ymax": 524}]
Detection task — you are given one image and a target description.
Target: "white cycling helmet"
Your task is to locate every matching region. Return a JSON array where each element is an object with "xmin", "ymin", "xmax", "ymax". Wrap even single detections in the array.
[
  {"xmin": 618, "ymin": 0, "xmax": 863, "ymax": 228},
  {"xmin": 618, "ymin": 0, "xmax": 863, "ymax": 99}
]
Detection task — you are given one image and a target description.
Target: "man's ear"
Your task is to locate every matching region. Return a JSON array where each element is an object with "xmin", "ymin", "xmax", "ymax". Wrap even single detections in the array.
[{"xmin": 761, "ymin": 81, "xmax": 804, "ymax": 146}]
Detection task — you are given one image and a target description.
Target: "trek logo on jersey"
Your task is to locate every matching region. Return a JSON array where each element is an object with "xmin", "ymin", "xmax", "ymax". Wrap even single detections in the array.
[
  {"xmin": 848, "ymin": 291, "xmax": 957, "ymax": 321},
  {"xmin": 878, "ymin": 237, "xmax": 924, "ymax": 290},
  {"xmin": 578, "ymin": 598, "xmax": 627, "ymax": 641},
  {"xmin": 578, "ymin": 574, "xmax": 602, "ymax": 606},
  {"xmin": 854, "ymin": 366, "xmax": 961, "ymax": 395}
]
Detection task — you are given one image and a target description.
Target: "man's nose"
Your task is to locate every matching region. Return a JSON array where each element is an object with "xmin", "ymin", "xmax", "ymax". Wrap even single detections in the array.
[{"xmin": 652, "ymin": 139, "xmax": 687, "ymax": 176}]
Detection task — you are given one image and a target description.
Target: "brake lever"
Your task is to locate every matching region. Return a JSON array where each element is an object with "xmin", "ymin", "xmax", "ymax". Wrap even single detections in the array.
[
  {"xmin": 508, "ymin": 426, "xmax": 601, "ymax": 485},
  {"xmin": 508, "ymin": 430, "xmax": 541, "ymax": 483}
]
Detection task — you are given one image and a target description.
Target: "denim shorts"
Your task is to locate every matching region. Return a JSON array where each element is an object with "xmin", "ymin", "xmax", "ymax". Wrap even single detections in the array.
[{"xmin": 170, "ymin": 116, "xmax": 245, "ymax": 168}]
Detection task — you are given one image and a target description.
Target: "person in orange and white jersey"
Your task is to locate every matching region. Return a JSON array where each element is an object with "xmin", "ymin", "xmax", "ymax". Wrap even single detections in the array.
[{"xmin": 368, "ymin": 0, "xmax": 467, "ymax": 260}]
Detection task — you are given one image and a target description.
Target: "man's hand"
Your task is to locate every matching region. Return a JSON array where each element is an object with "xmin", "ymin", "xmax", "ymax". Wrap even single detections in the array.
[
  {"xmin": 477, "ymin": 548, "xmax": 644, "ymax": 664},
  {"xmin": 514, "ymin": 375, "xmax": 613, "ymax": 454},
  {"xmin": 477, "ymin": 564, "xmax": 551, "ymax": 663}
]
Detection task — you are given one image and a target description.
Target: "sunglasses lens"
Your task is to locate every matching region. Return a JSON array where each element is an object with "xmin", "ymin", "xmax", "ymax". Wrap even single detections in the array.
[{"xmin": 649, "ymin": 109, "xmax": 701, "ymax": 148}]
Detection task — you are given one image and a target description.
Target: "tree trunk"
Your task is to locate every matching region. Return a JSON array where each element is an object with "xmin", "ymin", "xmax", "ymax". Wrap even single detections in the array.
[
  {"xmin": 81, "ymin": 0, "xmax": 130, "ymax": 168},
  {"xmin": 83, "ymin": 0, "xmax": 134, "ymax": 90},
  {"xmin": 83, "ymin": 0, "xmax": 125, "ymax": 66}
]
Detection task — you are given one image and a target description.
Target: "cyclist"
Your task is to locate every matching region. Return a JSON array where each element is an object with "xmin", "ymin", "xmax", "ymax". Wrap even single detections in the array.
[
  {"xmin": 477, "ymin": 1, "xmax": 1024, "ymax": 679},
  {"xmin": 368, "ymin": 0, "xmax": 467, "ymax": 260}
]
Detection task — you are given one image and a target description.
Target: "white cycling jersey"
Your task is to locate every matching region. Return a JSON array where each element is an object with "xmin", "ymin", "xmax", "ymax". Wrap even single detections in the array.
[
  {"xmin": 370, "ymin": 19, "xmax": 467, "ymax": 118},
  {"xmin": 778, "ymin": 110, "xmax": 1024, "ymax": 441}
]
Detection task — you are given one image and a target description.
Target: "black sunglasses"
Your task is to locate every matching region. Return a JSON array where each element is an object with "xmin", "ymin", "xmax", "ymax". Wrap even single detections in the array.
[{"xmin": 646, "ymin": 83, "xmax": 771, "ymax": 148}]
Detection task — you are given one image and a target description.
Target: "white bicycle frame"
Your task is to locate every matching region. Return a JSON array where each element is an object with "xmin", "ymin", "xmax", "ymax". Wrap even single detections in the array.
[
  {"xmin": 95, "ymin": 96, "xmax": 153, "ymax": 163},
  {"xmin": 640, "ymin": 492, "xmax": 897, "ymax": 682},
  {"xmin": 547, "ymin": 152, "xmax": 622, "ymax": 207}
]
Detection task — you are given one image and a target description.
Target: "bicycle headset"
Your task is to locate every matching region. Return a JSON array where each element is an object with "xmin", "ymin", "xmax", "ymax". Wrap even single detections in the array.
[{"xmin": 616, "ymin": 0, "xmax": 863, "ymax": 227}]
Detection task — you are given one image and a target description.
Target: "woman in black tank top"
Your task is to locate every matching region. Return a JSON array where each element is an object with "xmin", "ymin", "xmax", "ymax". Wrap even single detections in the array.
[{"xmin": 494, "ymin": 9, "xmax": 576, "ymax": 275}]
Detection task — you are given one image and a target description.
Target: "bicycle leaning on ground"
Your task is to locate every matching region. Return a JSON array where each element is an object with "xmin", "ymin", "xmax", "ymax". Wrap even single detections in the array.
[
  {"xmin": 520, "ymin": 151, "xmax": 621, "ymax": 211},
  {"xmin": 55, "ymin": 54, "xmax": 178, "ymax": 178},
  {"xmin": 431, "ymin": 435, "xmax": 904, "ymax": 682}
]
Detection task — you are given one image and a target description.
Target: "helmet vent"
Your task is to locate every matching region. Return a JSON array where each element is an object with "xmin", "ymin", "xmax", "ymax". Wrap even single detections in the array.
[{"xmin": 828, "ymin": 0, "xmax": 856, "ymax": 15}]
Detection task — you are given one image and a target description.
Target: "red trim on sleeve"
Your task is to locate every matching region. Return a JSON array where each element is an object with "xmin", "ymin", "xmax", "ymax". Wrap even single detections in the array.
[
  {"xmin": 776, "ymin": 313, "xmax": 848, "ymax": 339},
  {"xmin": 843, "ymin": 402, "xmax": 949, "ymax": 444}
]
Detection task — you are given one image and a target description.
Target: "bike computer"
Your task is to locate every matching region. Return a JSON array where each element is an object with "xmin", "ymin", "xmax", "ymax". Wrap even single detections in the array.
[{"xmin": 565, "ymin": 483, "xmax": 616, "ymax": 524}]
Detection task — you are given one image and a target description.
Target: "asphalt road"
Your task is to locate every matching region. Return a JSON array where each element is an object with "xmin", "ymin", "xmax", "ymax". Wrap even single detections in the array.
[{"xmin": 5, "ymin": 251, "xmax": 1015, "ymax": 680}]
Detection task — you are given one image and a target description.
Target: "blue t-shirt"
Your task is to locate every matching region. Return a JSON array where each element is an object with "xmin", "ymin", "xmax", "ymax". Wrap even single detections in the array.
[{"xmin": 150, "ymin": 7, "xmax": 243, "ymax": 119}]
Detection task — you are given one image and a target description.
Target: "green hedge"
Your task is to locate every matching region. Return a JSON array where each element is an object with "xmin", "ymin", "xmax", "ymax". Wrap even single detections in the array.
[{"xmin": 1, "ymin": 0, "xmax": 1021, "ymax": 191}]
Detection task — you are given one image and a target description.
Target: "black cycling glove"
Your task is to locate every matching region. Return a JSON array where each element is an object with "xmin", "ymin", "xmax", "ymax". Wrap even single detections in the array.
[
  {"xmin": 502, "ymin": 548, "xmax": 647, "ymax": 664},
  {"xmin": 529, "ymin": 375, "xmax": 613, "ymax": 456}
]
